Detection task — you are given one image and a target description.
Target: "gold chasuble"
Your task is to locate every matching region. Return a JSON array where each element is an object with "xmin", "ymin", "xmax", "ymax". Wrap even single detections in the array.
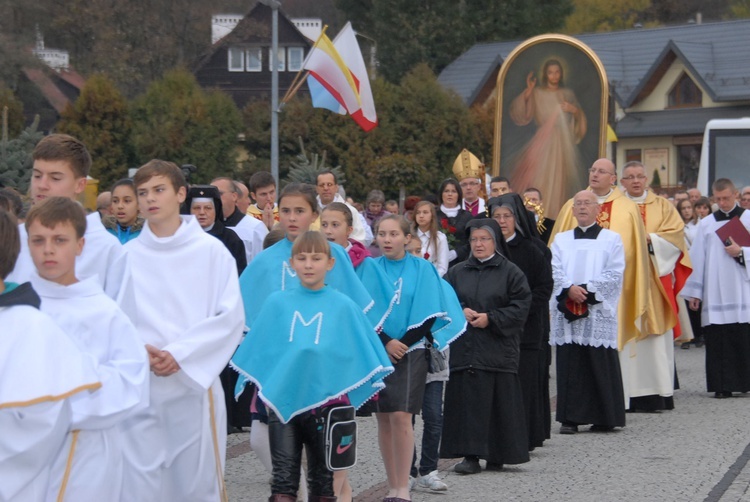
[
  {"xmin": 550, "ymin": 189, "xmax": 650, "ymax": 349},
  {"xmin": 632, "ymin": 191, "xmax": 692, "ymax": 338}
]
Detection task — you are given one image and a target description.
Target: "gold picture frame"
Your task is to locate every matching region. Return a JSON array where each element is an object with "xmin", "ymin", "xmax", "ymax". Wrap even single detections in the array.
[{"xmin": 493, "ymin": 34, "xmax": 609, "ymax": 215}]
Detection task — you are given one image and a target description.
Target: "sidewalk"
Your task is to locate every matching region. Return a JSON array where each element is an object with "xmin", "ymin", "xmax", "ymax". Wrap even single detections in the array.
[{"xmin": 226, "ymin": 346, "xmax": 750, "ymax": 501}]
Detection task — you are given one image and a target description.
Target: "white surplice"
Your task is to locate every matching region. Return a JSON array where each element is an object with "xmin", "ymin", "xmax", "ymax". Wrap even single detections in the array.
[
  {"xmin": 227, "ymin": 212, "xmax": 269, "ymax": 263},
  {"xmin": 8, "ymin": 213, "xmax": 128, "ymax": 298},
  {"xmin": 0, "ymin": 292, "xmax": 101, "ymax": 502},
  {"xmin": 681, "ymin": 209, "xmax": 750, "ymax": 324},
  {"xmin": 31, "ymin": 275, "xmax": 149, "ymax": 501},
  {"xmin": 117, "ymin": 216, "xmax": 245, "ymax": 502},
  {"xmin": 549, "ymin": 228, "xmax": 625, "ymax": 349}
]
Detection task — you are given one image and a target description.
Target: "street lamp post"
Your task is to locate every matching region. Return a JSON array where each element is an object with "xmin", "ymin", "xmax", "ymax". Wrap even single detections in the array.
[{"xmin": 260, "ymin": 0, "xmax": 281, "ymax": 185}]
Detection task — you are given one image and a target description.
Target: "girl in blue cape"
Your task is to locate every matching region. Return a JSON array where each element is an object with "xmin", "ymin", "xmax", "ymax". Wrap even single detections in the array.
[
  {"xmin": 231, "ymin": 232, "xmax": 393, "ymax": 501},
  {"xmin": 321, "ymin": 202, "xmax": 399, "ymax": 501},
  {"xmin": 236, "ymin": 183, "xmax": 393, "ymax": 493},
  {"xmin": 373, "ymin": 215, "xmax": 465, "ymax": 502},
  {"xmin": 238, "ymin": 183, "xmax": 387, "ymax": 330}
]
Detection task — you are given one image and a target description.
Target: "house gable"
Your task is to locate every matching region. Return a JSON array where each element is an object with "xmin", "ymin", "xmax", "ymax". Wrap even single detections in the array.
[{"xmin": 193, "ymin": 2, "xmax": 313, "ymax": 108}]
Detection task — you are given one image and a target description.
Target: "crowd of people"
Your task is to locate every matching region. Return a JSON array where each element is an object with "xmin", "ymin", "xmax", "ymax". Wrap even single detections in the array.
[{"xmin": 2, "ymin": 133, "xmax": 750, "ymax": 502}]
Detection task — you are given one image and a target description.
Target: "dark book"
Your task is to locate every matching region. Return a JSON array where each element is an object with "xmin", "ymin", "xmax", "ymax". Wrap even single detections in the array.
[{"xmin": 716, "ymin": 216, "xmax": 750, "ymax": 247}]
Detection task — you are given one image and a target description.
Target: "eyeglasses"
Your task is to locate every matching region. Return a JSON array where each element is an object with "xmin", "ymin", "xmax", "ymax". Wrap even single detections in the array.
[
  {"xmin": 573, "ymin": 201, "xmax": 597, "ymax": 207},
  {"xmin": 317, "ymin": 183, "xmax": 336, "ymax": 188},
  {"xmin": 460, "ymin": 180, "xmax": 479, "ymax": 187},
  {"xmin": 493, "ymin": 214, "xmax": 514, "ymax": 221},
  {"xmin": 621, "ymin": 175, "xmax": 647, "ymax": 181},
  {"xmin": 469, "ymin": 236, "xmax": 494, "ymax": 243}
]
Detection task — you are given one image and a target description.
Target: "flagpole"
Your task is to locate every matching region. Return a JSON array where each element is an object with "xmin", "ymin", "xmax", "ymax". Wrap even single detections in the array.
[
  {"xmin": 280, "ymin": 25, "xmax": 328, "ymax": 105},
  {"xmin": 280, "ymin": 71, "xmax": 309, "ymax": 106}
]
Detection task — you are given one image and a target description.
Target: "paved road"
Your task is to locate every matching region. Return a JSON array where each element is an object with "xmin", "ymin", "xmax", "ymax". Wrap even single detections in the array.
[{"xmin": 225, "ymin": 345, "xmax": 750, "ymax": 501}]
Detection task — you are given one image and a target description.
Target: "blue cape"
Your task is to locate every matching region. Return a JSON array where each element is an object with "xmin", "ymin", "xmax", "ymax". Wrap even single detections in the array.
[
  {"xmin": 354, "ymin": 256, "xmax": 398, "ymax": 332},
  {"xmin": 231, "ymin": 286, "xmax": 394, "ymax": 423},
  {"xmin": 239, "ymin": 238, "xmax": 375, "ymax": 328},
  {"xmin": 374, "ymin": 254, "xmax": 466, "ymax": 350}
]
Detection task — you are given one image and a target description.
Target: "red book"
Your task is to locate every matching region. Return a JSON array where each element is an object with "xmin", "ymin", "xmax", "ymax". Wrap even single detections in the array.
[{"xmin": 715, "ymin": 216, "xmax": 750, "ymax": 247}]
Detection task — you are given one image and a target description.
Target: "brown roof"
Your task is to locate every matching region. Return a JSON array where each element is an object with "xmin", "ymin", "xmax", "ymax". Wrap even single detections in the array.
[{"xmin": 22, "ymin": 68, "xmax": 71, "ymax": 113}]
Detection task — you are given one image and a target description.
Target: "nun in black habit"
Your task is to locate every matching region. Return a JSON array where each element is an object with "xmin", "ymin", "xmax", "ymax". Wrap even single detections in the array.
[
  {"xmin": 182, "ymin": 185, "xmax": 251, "ymax": 431},
  {"xmin": 488, "ymin": 194, "xmax": 554, "ymax": 451},
  {"xmin": 441, "ymin": 218, "xmax": 532, "ymax": 474},
  {"xmin": 183, "ymin": 185, "xmax": 247, "ymax": 276}
]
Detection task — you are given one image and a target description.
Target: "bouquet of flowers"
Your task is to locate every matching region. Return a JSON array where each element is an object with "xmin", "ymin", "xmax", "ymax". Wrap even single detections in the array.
[{"xmin": 439, "ymin": 218, "xmax": 457, "ymax": 248}]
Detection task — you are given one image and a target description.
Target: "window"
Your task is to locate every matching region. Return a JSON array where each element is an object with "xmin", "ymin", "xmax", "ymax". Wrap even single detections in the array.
[
  {"xmin": 668, "ymin": 74, "xmax": 702, "ymax": 108},
  {"xmin": 269, "ymin": 48, "xmax": 286, "ymax": 71},
  {"xmin": 626, "ymin": 149, "xmax": 642, "ymax": 163},
  {"xmin": 246, "ymin": 48, "xmax": 262, "ymax": 72},
  {"xmin": 228, "ymin": 47, "xmax": 244, "ymax": 72},
  {"xmin": 287, "ymin": 47, "xmax": 304, "ymax": 71}
]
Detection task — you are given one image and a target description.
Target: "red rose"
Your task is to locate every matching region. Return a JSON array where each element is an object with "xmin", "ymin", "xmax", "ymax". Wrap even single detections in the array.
[
  {"xmin": 424, "ymin": 252, "xmax": 430, "ymax": 259},
  {"xmin": 440, "ymin": 218, "xmax": 449, "ymax": 229},
  {"xmin": 448, "ymin": 225, "xmax": 456, "ymax": 233}
]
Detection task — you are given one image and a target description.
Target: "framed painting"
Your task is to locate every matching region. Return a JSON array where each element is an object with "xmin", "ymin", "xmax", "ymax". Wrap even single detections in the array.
[{"xmin": 493, "ymin": 34, "xmax": 609, "ymax": 216}]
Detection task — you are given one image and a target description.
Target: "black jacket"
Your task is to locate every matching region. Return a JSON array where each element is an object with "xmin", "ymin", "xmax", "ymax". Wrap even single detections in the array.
[
  {"xmin": 506, "ymin": 236, "xmax": 553, "ymax": 350},
  {"xmin": 207, "ymin": 222, "xmax": 247, "ymax": 276},
  {"xmin": 445, "ymin": 252, "xmax": 531, "ymax": 374}
]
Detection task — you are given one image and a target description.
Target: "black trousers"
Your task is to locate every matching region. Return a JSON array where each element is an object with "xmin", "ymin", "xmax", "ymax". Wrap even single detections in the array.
[{"xmin": 268, "ymin": 409, "xmax": 333, "ymax": 497}]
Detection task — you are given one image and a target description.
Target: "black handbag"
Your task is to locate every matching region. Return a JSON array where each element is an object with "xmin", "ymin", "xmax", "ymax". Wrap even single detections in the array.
[{"xmin": 325, "ymin": 406, "xmax": 357, "ymax": 470}]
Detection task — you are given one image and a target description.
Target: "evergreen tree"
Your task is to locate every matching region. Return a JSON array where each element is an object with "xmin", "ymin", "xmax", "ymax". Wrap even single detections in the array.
[
  {"xmin": 0, "ymin": 87, "xmax": 24, "ymax": 138},
  {"xmin": 0, "ymin": 115, "xmax": 42, "ymax": 192},
  {"xmin": 285, "ymin": 137, "xmax": 346, "ymax": 187},
  {"xmin": 57, "ymin": 74, "xmax": 133, "ymax": 189},
  {"xmin": 130, "ymin": 69, "xmax": 243, "ymax": 183}
]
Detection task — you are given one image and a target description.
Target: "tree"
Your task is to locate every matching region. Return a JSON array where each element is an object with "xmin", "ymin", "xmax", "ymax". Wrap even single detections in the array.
[
  {"xmin": 0, "ymin": 87, "xmax": 24, "ymax": 138},
  {"xmin": 0, "ymin": 115, "xmax": 42, "ymax": 192},
  {"xmin": 130, "ymin": 69, "xmax": 243, "ymax": 183},
  {"xmin": 651, "ymin": 168, "xmax": 662, "ymax": 188},
  {"xmin": 336, "ymin": 0, "xmax": 572, "ymax": 82},
  {"xmin": 729, "ymin": 0, "xmax": 750, "ymax": 17},
  {"xmin": 241, "ymin": 63, "xmax": 491, "ymax": 200},
  {"xmin": 563, "ymin": 0, "xmax": 651, "ymax": 33},
  {"xmin": 285, "ymin": 137, "xmax": 346, "ymax": 187},
  {"xmin": 374, "ymin": 152, "xmax": 426, "ymax": 201},
  {"xmin": 57, "ymin": 74, "xmax": 133, "ymax": 189}
]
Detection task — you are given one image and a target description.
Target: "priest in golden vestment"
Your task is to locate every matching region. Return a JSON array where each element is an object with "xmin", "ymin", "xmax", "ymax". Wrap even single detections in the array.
[
  {"xmin": 549, "ymin": 158, "xmax": 650, "ymax": 407},
  {"xmin": 620, "ymin": 161, "xmax": 693, "ymax": 411}
]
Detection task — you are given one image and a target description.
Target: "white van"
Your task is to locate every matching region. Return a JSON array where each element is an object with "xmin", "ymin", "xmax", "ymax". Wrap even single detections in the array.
[{"xmin": 697, "ymin": 118, "xmax": 750, "ymax": 194}]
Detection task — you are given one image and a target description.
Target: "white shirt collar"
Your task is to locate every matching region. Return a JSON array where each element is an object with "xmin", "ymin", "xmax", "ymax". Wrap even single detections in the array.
[{"xmin": 625, "ymin": 190, "xmax": 648, "ymax": 203}]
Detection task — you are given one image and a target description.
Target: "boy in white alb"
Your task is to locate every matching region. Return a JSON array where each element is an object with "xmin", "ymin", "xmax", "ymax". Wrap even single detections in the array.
[
  {"xmin": 118, "ymin": 160, "xmax": 245, "ymax": 501},
  {"xmin": 25, "ymin": 197, "xmax": 148, "ymax": 500},
  {"xmin": 7, "ymin": 134, "xmax": 126, "ymax": 298},
  {"xmin": 0, "ymin": 209, "xmax": 102, "ymax": 502}
]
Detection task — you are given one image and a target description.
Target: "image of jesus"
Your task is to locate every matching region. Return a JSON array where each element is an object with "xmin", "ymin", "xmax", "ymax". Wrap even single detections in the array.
[{"xmin": 508, "ymin": 59, "xmax": 587, "ymax": 216}]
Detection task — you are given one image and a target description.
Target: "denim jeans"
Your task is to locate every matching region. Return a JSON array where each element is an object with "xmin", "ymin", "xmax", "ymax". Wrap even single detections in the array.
[
  {"xmin": 267, "ymin": 409, "xmax": 333, "ymax": 497},
  {"xmin": 411, "ymin": 380, "xmax": 444, "ymax": 476}
]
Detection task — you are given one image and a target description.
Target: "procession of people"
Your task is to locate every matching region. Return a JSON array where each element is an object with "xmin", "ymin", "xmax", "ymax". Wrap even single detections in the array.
[{"xmin": 3, "ymin": 133, "xmax": 750, "ymax": 502}]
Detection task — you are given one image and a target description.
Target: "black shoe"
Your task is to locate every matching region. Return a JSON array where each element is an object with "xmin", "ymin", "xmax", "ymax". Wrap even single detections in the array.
[
  {"xmin": 227, "ymin": 425, "xmax": 244, "ymax": 434},
  {"xmin": 590, "ymin": 425, "xmax": 615, "ymax": 432},
  {"xmin": 695, "ymin": 339, "xmax": 705, "ymax": 348},
  {"xmin": 454, "ymin": 457, "xmax": 481, "ymax": 475},
  {"xmin": 559, "ymin": 424, "xmax": 578, "ymax": 435},
  {"xmin": 485, "ymin": 462, "xmax": 504, "ymax": 471},
  {"xmin": 681, "ymin": 342, "xmax": 691, "ymax": 350},
  {"xmin": 714, "ymin": 391, "xmax": 733, "ymax": 399}
]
